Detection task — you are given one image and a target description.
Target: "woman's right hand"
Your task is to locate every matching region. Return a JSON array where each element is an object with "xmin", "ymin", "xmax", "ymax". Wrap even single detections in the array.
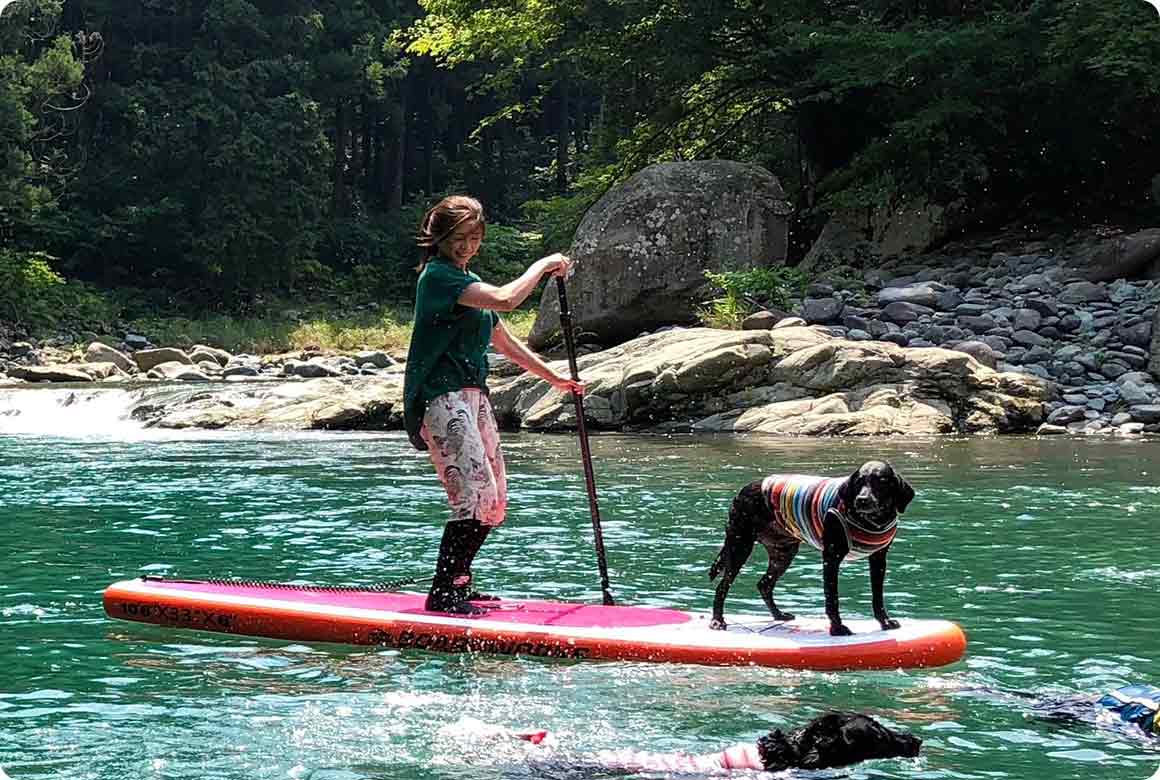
[{"xmin": 536, "ymin": 252, "xmax": 572, "ymax": 279}]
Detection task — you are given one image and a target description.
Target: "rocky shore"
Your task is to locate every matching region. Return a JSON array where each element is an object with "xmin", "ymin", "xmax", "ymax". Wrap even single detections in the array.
[
  {"xmin": 3, "ymin": 228, "xmax": 1159, "ymax": 438},
  {"xmin": 781, "ymin": 234, "xmax": 1160, "ymax": 436}
]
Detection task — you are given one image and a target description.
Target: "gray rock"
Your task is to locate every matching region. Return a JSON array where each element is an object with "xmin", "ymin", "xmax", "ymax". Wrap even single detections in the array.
[
  {"xmin": 1119, "ymin": 381, "xmax": 1152, "ymax": 405},
  {"xmin": 879, "ymin": 332, "xmax": 910, "ymax": 347},
  {"xmin": 1130, "ymin": 405, "xmax": 1160, "ymax": 423},
  {"xmin": 530, "ymin": 160, "xmax": 792, "ymax": 348},
  {"xmin": 1047, "ymin": 405, "xmax": 1086, "ymax": 424},
  {"xmin": 147, "ymin": 361, "xmax": 210, "ymax": 382},
  {"xmin": 936, "ymin": 289, "xmax": 964, "ymax": 311},
  {"xmin": 1118, "ymin": 371, "xmax": 1153, "ymax": 385},
  {"xmin": 742, "ymin": 308, "xmax": 788, "ymax": 329},
  {"xmin": 842, "ymin": 314, "xmax": 871, "ymax": 331},
  {"xmin": 881, "ymin": 301, "xmax": 933, "ymax": 325},
  {"xmin": 189, "ymin": 344, "xmax": 232, "ymax": 366},
  {"xmin": 1150, "ymin": 305, "xmax": 1160, "ymax": 380},
  {"xmin": 84, "ymin": 342, "xmax": 136, "ymax": 373},
  {"xmin": 959, "ymin": 315, "xmax": 997, "ymax": 333},
  {"xmin": 135, "ymin": 348, "xmax": 193, "ymax": 371},
  {"xmin": 1111, "ymin": 412, "xmax": 1134, "ymax": 426},
  {"xmin": 1012, "ymin": 309, "xmax": 1042, "ymax": 331},
  {"xmin": 1059, "ymin": 281, "xmax": 1108, "ymax": 304},
  {"xmin": 1101, "ymin": 361, "xmax": 1131, "ymax": 380},
  {"xmin": 1025, "ymin": 295, "xmax": 1062, "ymax": 315},
  {"xmin": 801, "ymin": 297, "xmax": 845, "ymax": 324},
  {"xmin": 283, "ymin": 359, "xmax": 344, "ymax": 379},
  {"xmin": 878, "ymin": 282, "xmax": 955, "ymax": 309},
  {"xmin": 1036, "ymin": 423, "xmax": 1070, "ymax": 435},
  {"xmin": 948, "ymin": 340, "xmax": 997, "ymax": 369},
  {"xmin": 1012, "ymin": 330, "xmax": 1049, "ymax": 347},
  {"xmin": 353, "ymin": 350, "xmax": 397, "ymax": 368},
  {"xmin": 222, "ymin": 365, "xmax": 260, "ymax": 378},
  {"xmin": 772, "ymin": 317, "xmax": 806, "ymax": 329}
]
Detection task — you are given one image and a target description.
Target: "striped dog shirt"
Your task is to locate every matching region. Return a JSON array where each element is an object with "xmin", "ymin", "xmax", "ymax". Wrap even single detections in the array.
[{"xmin": 761, "ymin": 474, "xmax": 897, "ymax": 561}]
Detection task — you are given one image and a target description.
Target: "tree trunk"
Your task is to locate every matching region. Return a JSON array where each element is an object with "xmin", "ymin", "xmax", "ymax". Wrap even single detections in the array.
[
  {"xmin": 350, "ymin": 100, "xmax": 363, "ymax": 195},
  {"xmin": 555, "ymin": 77, "xmax": 570, "ymax": 193},
  {"xmin": 333, "ymin": 98, "xmax": 350, "ymax": 218},
  {"xmin": 388, "ymin": 88, "xmax": 406, "ymax": 210}
]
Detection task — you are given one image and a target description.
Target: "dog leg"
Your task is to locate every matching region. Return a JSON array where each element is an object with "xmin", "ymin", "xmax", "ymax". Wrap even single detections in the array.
[
  {"xmin": 822, "ymin": 511, "xmax": 852, "ymax": 635},
  {"xmin": 869, "ymin": 548, "xmax": 900, "ymax": 630},
  {"xmin": 709, "ymin": 531, "xmax": 754, "ymax": 631},
  {"xmin": 757, "ymin": 539, "xmax": 800, "ymax": 622}
]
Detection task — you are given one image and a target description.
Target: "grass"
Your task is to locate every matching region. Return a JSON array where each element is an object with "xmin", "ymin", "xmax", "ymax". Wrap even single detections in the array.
[{"xmin": 122, "ymin": 305, "xmax": 538, "ymax": 355}]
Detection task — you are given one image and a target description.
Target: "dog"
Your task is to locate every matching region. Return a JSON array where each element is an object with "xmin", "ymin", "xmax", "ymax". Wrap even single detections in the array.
[
  {"xmin": 758, "ymin": 712, "xmax": 922, "ymax": 772},
  {"xmin": 491, "ymin": 711, "xmax": 921, "ymax": 774},
  {"xmin": 708, "ymin": 460, "xmax": 914, "ymax": 635}
]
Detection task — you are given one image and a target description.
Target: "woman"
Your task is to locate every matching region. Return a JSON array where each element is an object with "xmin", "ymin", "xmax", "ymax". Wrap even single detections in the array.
[{"xmin": 403, "ymin": 195, "xmax": 583, "ymax": 614}]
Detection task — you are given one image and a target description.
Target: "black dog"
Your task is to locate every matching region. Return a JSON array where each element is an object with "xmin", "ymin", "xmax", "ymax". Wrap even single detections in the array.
[
  {"xmin": 709, "ymin": 460, "xmax": 914, "ymax": 635},
  {"xmin": 759, "ymin": 712, "xmax": 922, "ymax": 772}
]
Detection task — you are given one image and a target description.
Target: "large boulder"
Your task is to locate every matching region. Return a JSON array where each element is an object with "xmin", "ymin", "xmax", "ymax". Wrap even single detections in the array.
[
  {"xmin": 490, "ymin": 327, "xmax": 1051, "ymax": 435},
  {"xmin": 85, "ymin": 342, "xmax": 136, "ymax": 374},
  {"xmin": 1068, "ymin": 227, "xmax": 1160, "ymax": 282},
  {"xmin": 528, "ymin": 160, "xmax": 792, "ymax": 349},
  {"xmin": 801, "ymin": 197, "xmax": 967, "ymax": 274}
]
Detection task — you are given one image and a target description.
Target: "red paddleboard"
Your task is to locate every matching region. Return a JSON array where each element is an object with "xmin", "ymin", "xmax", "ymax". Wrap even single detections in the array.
[{"xmin": 103, "ymin": 577, "xmax": 967, "ymax": 671}]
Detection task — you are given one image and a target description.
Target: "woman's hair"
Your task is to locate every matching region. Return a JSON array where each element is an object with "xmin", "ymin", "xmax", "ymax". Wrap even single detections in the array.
[{"xmin": 416, "ymin": 195, "xmax": 486, "ymax": 268}]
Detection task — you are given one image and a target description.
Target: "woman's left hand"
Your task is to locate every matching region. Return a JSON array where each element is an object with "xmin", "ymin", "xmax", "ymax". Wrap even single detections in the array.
[{"xmin": 549, "ymin": 374, "xmax": 585, "ymax": 395}]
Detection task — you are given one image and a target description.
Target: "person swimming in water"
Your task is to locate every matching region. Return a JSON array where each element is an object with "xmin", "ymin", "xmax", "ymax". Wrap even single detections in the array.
[
  {"xmin": 456, "ymin": 711, "xmax": 922, "ymax": 774},
  {"xmin": 1032, "ymin": 684, "xmax": 1160, "ymax": 738}
]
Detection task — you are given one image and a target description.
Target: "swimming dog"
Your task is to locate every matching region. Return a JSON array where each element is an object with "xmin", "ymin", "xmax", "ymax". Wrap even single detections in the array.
[{"xmin": 709, "ymin": 460, "xmax": 914, "ymax": 635}]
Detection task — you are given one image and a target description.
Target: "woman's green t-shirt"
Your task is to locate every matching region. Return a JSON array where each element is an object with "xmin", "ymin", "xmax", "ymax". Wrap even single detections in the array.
[{"xmin": 402, "ymin": 257, "xmax": 500, "ymax": 448}]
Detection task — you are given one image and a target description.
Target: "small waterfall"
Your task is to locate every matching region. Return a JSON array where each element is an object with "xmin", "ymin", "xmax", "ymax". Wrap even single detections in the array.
[
  {"xmin": 0, "ymin": 387, "xmax": 150, "ymax": 435},
  {"xmin": 0, "ymin": 385, "xmax": 220, "ymax": 436}
]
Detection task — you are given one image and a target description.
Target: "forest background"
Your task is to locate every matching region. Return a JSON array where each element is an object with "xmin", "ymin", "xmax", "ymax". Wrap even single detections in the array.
[{"xmin": 2, "ymin": 0, "xmax": 1159, "ymax": 353}]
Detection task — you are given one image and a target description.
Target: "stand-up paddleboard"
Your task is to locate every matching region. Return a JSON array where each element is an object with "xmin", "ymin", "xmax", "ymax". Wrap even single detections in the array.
[{"xmin": 103, "ymin": 577, "xmax": 967, "ymax": 671}]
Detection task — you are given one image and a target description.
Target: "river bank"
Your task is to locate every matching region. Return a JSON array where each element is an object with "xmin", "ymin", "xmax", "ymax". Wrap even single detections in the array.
[{"xmin": 3, "ymin": 227, "xmax": 1160, "ymax": 437}]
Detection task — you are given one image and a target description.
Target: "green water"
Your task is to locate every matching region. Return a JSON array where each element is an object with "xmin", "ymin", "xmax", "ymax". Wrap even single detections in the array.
[{"xmin": 2, "ymin": 429, "xmax": 1158, "ymax": 779}]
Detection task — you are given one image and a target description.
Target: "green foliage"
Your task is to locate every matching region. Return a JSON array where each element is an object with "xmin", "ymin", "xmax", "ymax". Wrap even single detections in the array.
[
  {"xmin": 473, "ymin": 224, "xmax": 540, "ymax": 289},
  {"xmin": 0, "ymin": 1, "xmax": 85, "ymax": 227},
  {"xmin": 522, "ymin": 165, "xmax": 616, "ymax": 253},
  {"xmin": 0, "ymin": 250, "xmax": 119, "ymax": 332},
  {"xmin": 5, "ymin": 0, "xmax": 1160, "ymax": 334},
  {"xmin": 699, "ymin": 267, "xmax": 807, "ymax": 329}
]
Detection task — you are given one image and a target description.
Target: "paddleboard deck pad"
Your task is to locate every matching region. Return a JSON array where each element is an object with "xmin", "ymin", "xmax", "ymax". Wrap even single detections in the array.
[{"xmin": 103, "ymin": 577, "xmax": 967, "ymax": 670}]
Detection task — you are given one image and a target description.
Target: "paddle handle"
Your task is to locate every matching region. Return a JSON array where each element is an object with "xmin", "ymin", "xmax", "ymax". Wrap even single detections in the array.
[{"xmin": 555, "ymin": 276, "xmax": 614, "ymax": 606}]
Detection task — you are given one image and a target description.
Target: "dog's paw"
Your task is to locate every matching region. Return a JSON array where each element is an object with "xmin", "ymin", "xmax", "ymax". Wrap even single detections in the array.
[
  {"xmin": 829, "ymin": 623, "xmax": 854, "ymax": 637},
  {"xmin": 880, "ymin": 618, "xmax": 901, "ymax": 630},
  {"xmin": 709, "ymin": 617, "xmax": 728, "ymax": 631},
  {"xmin": 772, "ymin": 610, "xmax": 795, "ymax": 622}
]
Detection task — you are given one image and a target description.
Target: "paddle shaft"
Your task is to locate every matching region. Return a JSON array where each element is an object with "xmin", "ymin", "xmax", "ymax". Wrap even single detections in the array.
[{"xmin": 555, "ymin": 276, "xmax": 615, "ymax": 606}]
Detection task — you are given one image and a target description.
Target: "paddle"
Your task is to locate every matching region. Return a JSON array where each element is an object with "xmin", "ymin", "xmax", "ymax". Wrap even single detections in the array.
[{"xmin": 555, "ymin": 276, "xmax": 615, "ymax": 606}]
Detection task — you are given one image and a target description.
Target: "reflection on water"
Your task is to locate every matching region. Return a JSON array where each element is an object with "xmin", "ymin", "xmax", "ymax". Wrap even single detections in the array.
[{"xmin": 0, "ymin": 429, "xmax": 1158, "ymax": 779}]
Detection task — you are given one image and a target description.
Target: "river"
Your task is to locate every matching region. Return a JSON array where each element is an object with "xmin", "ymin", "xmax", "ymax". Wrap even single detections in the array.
[{"xmin": 1, "ymin": 388, "xmax": 1158, "ymax": 778}]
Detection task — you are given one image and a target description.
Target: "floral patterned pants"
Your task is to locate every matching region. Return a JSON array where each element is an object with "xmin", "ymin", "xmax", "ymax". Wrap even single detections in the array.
[{"xmin": 420, "ymin": 388, "xmax": 508, "ymax": 527}]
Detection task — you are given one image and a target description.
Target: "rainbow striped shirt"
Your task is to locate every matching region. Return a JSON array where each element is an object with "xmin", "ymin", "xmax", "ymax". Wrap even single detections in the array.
[{"xmin": 761, "ymin": 474, "xmax": 897, "ymax": 561}]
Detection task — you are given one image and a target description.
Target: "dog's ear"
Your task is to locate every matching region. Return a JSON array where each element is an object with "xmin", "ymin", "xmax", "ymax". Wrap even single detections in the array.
[
  {"xmin": 893, "ymin": 473, "xmax": 915, "ymax": 514},
  {"xmin": 838, "ymin": 467, "xmax": 863, "ymax": 508}
]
